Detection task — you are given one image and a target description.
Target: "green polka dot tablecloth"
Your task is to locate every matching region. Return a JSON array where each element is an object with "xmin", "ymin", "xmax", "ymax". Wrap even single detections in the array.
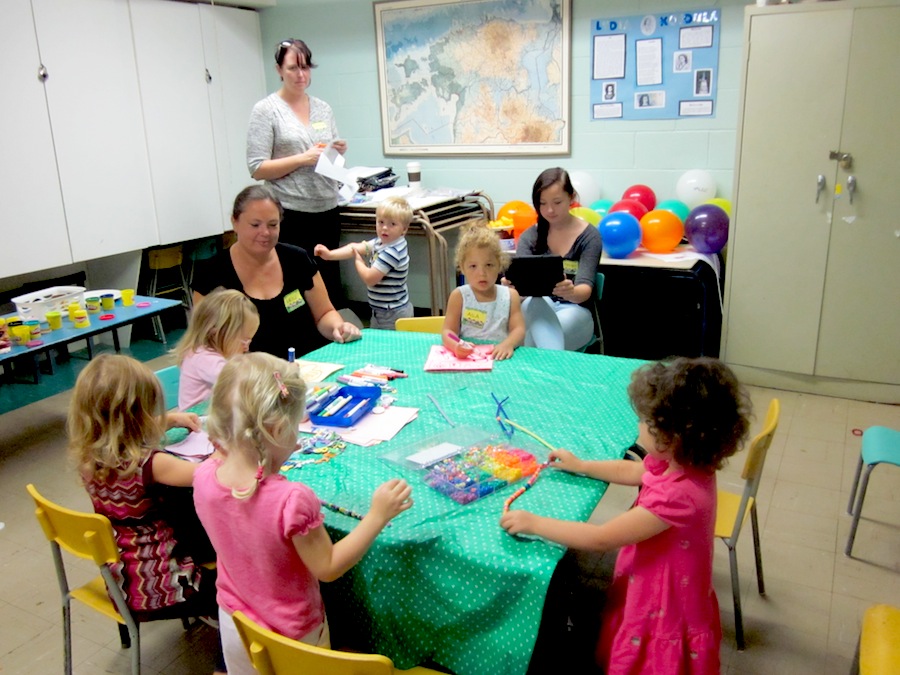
[{"xmin": 284, "ymin": 330, "xmax": 644, "ymax": 675}]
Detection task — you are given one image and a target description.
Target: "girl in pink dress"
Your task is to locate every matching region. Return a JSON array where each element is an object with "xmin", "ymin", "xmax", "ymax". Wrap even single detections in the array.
[
  {"xmin": 175, "ymin": 288, "xmax": 260, "ymax": 410},
  {"xmin": 501, "ymin": 357, "xmax": 751, "ymax": 674}
]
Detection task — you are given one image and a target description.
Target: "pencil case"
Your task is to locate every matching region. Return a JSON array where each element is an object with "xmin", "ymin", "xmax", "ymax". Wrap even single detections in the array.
[{"xmin": 308, "ymin": 385, "xmax": 380, "ymax": 427}]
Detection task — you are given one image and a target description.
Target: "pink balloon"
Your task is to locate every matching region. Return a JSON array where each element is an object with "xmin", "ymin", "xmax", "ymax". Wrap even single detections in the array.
[{"xmin": 622, "ymin": 184, "xmax": 657, "ymax": 212}]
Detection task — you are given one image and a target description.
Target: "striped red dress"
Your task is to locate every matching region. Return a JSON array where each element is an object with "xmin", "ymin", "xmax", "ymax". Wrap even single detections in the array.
[{"xmin": 84, "ymin": 451, "xmax": 201, "ymax": 612}]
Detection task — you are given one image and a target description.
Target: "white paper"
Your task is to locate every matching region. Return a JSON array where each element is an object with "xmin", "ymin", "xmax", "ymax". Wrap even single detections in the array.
[
  {"xmin": 314, "ymin": 147, "xmax": 360, "ymax": 202},
  {"xmin": 165, "ymin": 431, "xmax": 214, "ymax": 460},
  {"xmin": 593, "ymin": 34, "xmax": 626, "ymax": 80},
  {"xmin": 636, "ymin": 38, "xmax": 662, "ymax": 86}
]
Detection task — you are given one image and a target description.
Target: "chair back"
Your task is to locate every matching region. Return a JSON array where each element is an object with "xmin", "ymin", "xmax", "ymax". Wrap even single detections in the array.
[
  {"xmin": 395, "ymin": 316, "xmax": 444, "ymax": 334},
  {"xmin": 26, "ymin": 483, "xmax": 120, "ymax": 567},
  {"xmin": 728, "ymin": 398, "xmax": 780, "ymax": 540},
  {"xmin": 154, "ymin": 365, "xmax": 181, "ymax": 411},
  {"xmin": 232, "ymin": 611, "xmax": 395, "ymax": 675}
]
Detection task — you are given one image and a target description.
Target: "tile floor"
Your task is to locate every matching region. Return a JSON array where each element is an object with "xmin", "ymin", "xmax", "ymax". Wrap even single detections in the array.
[{"xmin": 1, "ymin": 357, "xmax": 898, "ymax": 673}]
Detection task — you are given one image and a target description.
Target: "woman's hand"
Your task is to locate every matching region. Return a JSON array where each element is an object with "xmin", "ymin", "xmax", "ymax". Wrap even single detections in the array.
[
  {"xmin": 332, "ymin": 321, "xmax": 361, "ymax": 343},
  {"xmin": 552, "ymin": 278, "xmax": 577, "ymax": 301},
  {"xmin": 548, "ymin": 448, "xmax": 583, "ymax": 473},
  {"xmin": 332, "ymin": 139, "xmax": 348, "ymax": 155}
]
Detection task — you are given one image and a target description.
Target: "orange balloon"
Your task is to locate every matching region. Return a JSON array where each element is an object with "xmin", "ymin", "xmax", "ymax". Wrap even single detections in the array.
[
  {"xmin": 640, "ymin": 209, "xmax": 684, "ymax": 253},
  {"xmin": 498, "ymin": 200, "xmax": 538, "ymax": 240}
]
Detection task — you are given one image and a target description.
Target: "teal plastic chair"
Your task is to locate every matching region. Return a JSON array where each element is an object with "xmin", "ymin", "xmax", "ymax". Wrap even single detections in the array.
[
  {"xmin": 846, "ymin": 426, "xmax": 900, "ymax": 556},
  {"xmin": 578, "ymin": 272, "xmax": 605, "ymax": 353},
  {"xmin": 154, "ymin": 365, "xmax": 180, "ymax": 411}
]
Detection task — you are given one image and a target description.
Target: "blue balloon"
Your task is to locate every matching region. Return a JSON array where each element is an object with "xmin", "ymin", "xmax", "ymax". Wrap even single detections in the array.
[
  {"xmin": 598, "ymin": 212, "xmax": 642, "ymax": 258},
  {"xmin": 685, "ymin": 204, "xmax": 729, "ymax": 253}
]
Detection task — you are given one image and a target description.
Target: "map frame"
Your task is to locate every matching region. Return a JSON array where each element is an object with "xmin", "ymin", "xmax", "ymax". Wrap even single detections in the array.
[{"xmin": 374, "ymin": 0, "xmax": 571, "ymax": 156}]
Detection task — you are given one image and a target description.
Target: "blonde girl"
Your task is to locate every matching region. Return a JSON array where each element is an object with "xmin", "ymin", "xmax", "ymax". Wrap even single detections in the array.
[
  {"xmin": 193, "ymin": 352, "xmax": 412, "ymax": 675},
  {"xmin": 175, "ymin": 287, "xmax": 260, "ymax": 410},
  {"xmin": 68, "ymin": 354, "xmax": 224, "ymax": 673},
  {"xmin": 442, "ymin": 220, "xmax": 525, "ymax": 360}
]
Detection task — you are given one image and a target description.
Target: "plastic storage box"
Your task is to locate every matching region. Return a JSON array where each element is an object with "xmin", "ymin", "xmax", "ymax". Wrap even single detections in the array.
[
  {"xmin": 12, "ymin": 286, "xmax": 86, "ymax": 323},
  {"xmin": 308, "ymin": 385, "xmax": 379, "ymax": 427}
]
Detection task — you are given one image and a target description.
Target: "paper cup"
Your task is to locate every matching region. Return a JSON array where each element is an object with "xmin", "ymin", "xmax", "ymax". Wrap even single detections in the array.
[
  {"xmin": 406, "ymin": 161, "xmax": 422, "ymax": 188},
  {"xmin": 121, "ymin": 289, "xmax": 135, "ymax": 306}
]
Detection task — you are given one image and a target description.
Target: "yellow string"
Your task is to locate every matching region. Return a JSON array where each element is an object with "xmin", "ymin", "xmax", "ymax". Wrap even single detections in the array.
[{"xmin": 497, "ymin": 417, "xmax": 557, "ymax": 452}]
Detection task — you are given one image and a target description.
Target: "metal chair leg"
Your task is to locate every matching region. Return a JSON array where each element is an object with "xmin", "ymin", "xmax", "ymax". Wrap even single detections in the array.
[
  {"xmin": 729, "ymin": 544, "xmax": 745, "ymax": 651},
  {"xmin": 63, "ymin": 601, "xmax": 73, "ymax": 675},
  {"xmin": 847, "ymin": 455, "xmax": 863, "ymax": 515},
  {"xmin": 845, "ymin": 464, "xmax": 874, "ymax": 557},
  {"xmin": 750, "ymin": 503, "xmax": 765, "ymax": 596}
]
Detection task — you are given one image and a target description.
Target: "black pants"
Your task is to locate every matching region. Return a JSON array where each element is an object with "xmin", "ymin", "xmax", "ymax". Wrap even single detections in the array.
[{"xmin": 280, "ymin": 206, "xmax": 346, "ymax": 307}]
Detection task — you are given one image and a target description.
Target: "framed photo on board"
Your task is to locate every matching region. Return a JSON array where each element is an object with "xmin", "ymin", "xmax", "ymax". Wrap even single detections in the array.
[{"xmin": 374, "ymin": 0, "xmax": 571, "ymax": 155}]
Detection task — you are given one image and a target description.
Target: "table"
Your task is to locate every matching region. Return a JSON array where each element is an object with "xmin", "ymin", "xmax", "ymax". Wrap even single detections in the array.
[
  {"xmin": 0, "ymin": 296, "xmax": 181, "ymax": 383},
  {"xmin": 286, "ymin": 330, "xmax": 644, "ymax": 675},
  {"xmin": 599, "ymin": 246, "xmax": 723, "ymax": 360},
  {"xmin": 340, "ymin": 190, "xmax": 493, "ymax": 314}
]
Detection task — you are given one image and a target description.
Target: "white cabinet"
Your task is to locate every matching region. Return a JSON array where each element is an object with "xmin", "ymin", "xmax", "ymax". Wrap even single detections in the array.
[
  {"xmin": 130, "ymin": 0, "xmax": 223, "ymax": 244},
  {"xmin": 723, "ymin": 0, "xmax": 900, "ymax": 401},
  {"xmin": 31, "ymin": 0, "xmax": 158, "ymax": 262},
  {"xmin": 0, "ymin": 0, "xmax": 71, "ymax": 277}
]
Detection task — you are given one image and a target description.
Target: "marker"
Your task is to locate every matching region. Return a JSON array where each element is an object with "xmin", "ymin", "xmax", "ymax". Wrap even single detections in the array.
[
  {"xmin": 447, "ymin": 332, "xmax": 461, "ymax": 342},
  {"xmin": 287, "ymin": 347, "xmax": 295, "ymax": 363},
  {"xmin": 343, "ymin": 399, "xmax": 368, "ymax": 418},
  {"xmin": 321, "ymin": 395, "xmax": 351, "ymax": 417}
]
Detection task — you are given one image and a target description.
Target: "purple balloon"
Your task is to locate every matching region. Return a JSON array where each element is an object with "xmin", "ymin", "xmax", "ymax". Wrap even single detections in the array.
[
  {"xmin": 685, "ymin": 204, "xmax": 729, "ymax": 254},
  {"xmin": 598, "ymin": 212, "xmax": 642, "ymax": 259}
]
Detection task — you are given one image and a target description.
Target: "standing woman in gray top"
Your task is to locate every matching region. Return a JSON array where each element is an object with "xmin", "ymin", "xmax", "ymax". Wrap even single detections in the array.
[{"xmin": 246, "ymin": 39, "xmax": 347, "ymax": 304}]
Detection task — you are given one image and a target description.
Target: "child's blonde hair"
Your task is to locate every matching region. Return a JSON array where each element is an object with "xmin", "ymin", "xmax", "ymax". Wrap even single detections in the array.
[
  {"xmin": 206, "ymin": 352, "xmax": 306, "ymax": 480},
  {"xmin": 67, "ymin": 354, "xmax": 164, "ymax": 481},
  {"xmin": 175, "ymin": 288, "xmax": 258, "ymax": 364},
  {"xmin": 454, "ymin": 219, "xmax": 510, "ymax": 272},
  {"xmin": 375, "ymin": 196, "xmax": 413, "ymax": 228}
]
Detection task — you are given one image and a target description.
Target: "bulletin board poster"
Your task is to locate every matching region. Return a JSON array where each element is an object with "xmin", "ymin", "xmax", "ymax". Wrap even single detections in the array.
[{"xmin": 590, "ymin": 9, "xmax": 720, "ymax": 121}]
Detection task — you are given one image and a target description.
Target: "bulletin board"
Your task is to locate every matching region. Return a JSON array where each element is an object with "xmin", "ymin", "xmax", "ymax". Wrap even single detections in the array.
[{"xmin": 590, "ymin": 8, "xmax": 720, "ymax": 121}]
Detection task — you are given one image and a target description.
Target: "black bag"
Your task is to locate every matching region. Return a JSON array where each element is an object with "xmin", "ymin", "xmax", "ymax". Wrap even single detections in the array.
[{"xmin": 357, "ymin": 168, "xmax": 398, "ymax": 193}]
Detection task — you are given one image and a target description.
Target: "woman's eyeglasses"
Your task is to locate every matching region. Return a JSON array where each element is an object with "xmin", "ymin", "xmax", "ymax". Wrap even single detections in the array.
[{"xmin": 276, "ymin": 39, "xmax": 299, "ymax": 64}]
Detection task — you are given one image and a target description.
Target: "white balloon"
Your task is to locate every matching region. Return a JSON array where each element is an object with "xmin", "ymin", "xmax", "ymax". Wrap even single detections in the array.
[
  {"xmin": 675, "ymin": 170, "xmax": 717, "ymax": 207},
  {"xmin": 569, "ymin": 170, "xmax": 601, "ymax": 205}
]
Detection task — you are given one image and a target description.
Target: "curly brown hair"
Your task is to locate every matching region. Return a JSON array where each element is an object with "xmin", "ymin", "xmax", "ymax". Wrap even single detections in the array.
[{"xmin": 628, "ymin": 357, "xmax": 751, "ymax": 472}]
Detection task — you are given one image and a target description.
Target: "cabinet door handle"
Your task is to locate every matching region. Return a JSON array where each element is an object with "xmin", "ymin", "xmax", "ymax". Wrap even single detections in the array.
[
  {"xmin": 37, "ymin": 65, "xmax": 48, "ymax": 82},
  {"xmin": 205, "ymin": 68, "xmax": 212, "ymax": 84},
  {"xmin": 846, "ymin": 175, "xmax": 857, "ymax": 205},
  {"xmin": 816, "ymin": 174, "xmax": 826, "ymax": 203}
]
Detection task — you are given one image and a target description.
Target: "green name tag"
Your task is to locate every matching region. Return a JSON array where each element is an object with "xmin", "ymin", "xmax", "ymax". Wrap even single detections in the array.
[{"xmin": 284, "ymin": 289, "xmax": 305, "ymax": 313}]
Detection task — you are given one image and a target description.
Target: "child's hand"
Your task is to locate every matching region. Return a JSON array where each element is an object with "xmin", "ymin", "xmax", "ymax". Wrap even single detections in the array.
[
  {"xmin": 313, "ymin": 244, "xmax": 331, "ymax": 259},
  {"xmin": 549, "ymin": 448, "xmax": 582, "ymax": 473},
  {"xmin": 454, "ymin": 341, "xmax": 474, "ymax": 359},
  {"xmin": 500, "ymin": 509, "xmax": 538, "ymax": 536},
  {"xmin": 370, "ymin": 478, "xmax": 413, "ymax": 525},
  {"xmin": 492, "ymin": 342, "xmax": 515, "ymax": 360},
  {"xmin": 166, "ymin": 412, "xmax": 201, "ymax": 433}
]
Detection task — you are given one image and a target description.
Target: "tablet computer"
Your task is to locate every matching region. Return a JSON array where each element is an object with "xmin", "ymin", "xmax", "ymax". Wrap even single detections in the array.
[{"xmin": 504, "ymin": 255, "xmax": 564, "ymax": 297}]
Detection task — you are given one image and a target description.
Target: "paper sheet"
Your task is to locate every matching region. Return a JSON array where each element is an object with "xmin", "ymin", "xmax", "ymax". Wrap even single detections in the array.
[
  {"xmin": 294, "ymin": 359, "xmax": 344, "ymax": 382},
  {"xmin": 424, "ymin": 344, "xmax": 494, "ymax": 372},
  {"xmin": 164, "ymin": 430, "xmax": 214, "ymax": 461},
  {"xmin": 299, "ymin": 406, "xmax": 419, "ymax": 447}
]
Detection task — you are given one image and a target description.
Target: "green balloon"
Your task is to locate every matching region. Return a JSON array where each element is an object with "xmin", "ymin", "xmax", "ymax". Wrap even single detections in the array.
[
  {"xmin": 656, "ymin": 199, "xmax": 690, "ymax": 224},
  {"xmin": 590, "ymin": 199, "xmax": 615, "ymax": 220}
]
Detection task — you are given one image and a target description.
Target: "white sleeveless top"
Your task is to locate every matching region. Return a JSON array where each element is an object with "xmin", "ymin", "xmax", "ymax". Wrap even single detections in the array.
[{"xmin": 459, "ymin": 284, "xmax": 510, "ymax": 342}]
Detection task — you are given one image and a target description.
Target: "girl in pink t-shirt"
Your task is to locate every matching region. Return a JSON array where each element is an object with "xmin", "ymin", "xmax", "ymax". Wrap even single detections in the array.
[
  {"xmin": 501, "ymin": 357, "xmax": 751, "ymax": 674},
  {"xmin": 175, "ymin": 288, "xmax": 260, "ymax": 410},
  {"xmin": 193, "ymin": 352, "xmax": 413, "ymax": 675}
]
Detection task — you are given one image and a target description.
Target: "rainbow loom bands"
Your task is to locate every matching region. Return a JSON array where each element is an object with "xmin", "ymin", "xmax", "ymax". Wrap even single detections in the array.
[{"xmin": 424, "ymin": 443, "xmax": 540, "ymax": 505}]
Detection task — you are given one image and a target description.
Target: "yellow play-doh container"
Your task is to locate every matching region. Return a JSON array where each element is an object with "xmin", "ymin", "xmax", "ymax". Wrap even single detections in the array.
[
  {"xmin": 85, "ymin": 297, "xmax": 101, "ymax": 313},
  {"xmin": 68, "ymin": 302, "xmax": 81, "ymax": 322},
  {"xmin": 73, "ymin": 310, "xmax": 90, "ymax": 328},
  {"xmin": 101, "ymin": 294, "xmax": 115, "ymax": 310},
  {"xmin": 121, "ymin": 289, "xmax": 135, "ymax": 306},
  {"xmin": 46, "ymin": 311, "xmax": 63, "ymax": 331}
]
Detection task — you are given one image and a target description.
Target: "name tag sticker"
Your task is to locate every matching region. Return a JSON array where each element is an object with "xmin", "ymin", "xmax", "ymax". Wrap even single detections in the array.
[
  {"xmin": 284, "ymin": 289, "xmax": 306, "ymax": 313},
  {"xmin": 563, "ymin": 260, "xmax": 579, "ymax": 276},
  {"xmin": 462, "ymin": 308, "xmax": 487, "ymax": 328},
  {"xmin": 312, "ymin": 122, "xmax": 327, "ymax": 130}
]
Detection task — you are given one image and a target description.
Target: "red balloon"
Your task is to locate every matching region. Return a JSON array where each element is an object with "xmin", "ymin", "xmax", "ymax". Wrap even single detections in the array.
[
  {"xmin": 640, "ymin": 209, "xmax": 684, "ymax": 253},
  {"xmin": 609, "ymin": 199, "xmax": 648, "ymax": 221},
  {"xmin": 622, "ymin": 184, "xmax": 657, "ymax": 212}
]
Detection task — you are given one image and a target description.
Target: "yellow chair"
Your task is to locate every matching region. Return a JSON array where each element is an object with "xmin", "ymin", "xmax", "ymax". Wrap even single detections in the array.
[
  {"xmin": 146, "ymin": 244, "xmax": 191, "ymax": 343},
  {"xmin": 856, "ymin": 604, "xmax": 900, "ymax": 674},
  {"xmin": 26, "ymin": 484, "xmax": 199, "ymax": 675},
  {"xmin": 232, "ymin": 610, "xmax": 443, "ymax": 675},
  {"xmin": 395, "ymin": 316, "xmax": 444, "ymax": 334},
  {"xmin": 714, "ymin": 398, "xmax": 780, "ymax": 651}
]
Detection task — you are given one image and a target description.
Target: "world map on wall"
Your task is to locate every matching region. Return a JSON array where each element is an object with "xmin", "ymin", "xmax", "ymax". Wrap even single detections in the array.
[{"xmin": 377, "ymin": 0, "xmax": 569, "ymax": 154}]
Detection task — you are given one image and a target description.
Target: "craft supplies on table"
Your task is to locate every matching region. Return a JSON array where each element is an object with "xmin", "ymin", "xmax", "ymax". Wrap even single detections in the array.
[
  {"xmin": 308, "ymin": 385, "xmax": 380, "ymax": 427},
  {"xmin": 423, "ymin": 344, "xmax": 494, "ymax": 371},
  {"xmin": 12, "ymin": 285, "xmax": 85, "ymax": 323}
]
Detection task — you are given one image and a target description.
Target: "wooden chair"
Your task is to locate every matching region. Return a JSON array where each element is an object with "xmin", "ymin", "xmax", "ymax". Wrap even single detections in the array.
[
  {"xmin": 395, "ymin": 316, "xmax": 444, "ymax": 334},
  {"xmin": 25, "ymin": 484, "xmax": 196, "ymax": 675},
  {"xmin": 846, "ymin": 426, "xmax": 900, "ymax": 557},
  {"xmin": 232, "ymin": 610, "xmax": 443, "ymax": 675},
  {"xmin": 714, "ymin": 398, "xmax": 780, "ymax": 650}
]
